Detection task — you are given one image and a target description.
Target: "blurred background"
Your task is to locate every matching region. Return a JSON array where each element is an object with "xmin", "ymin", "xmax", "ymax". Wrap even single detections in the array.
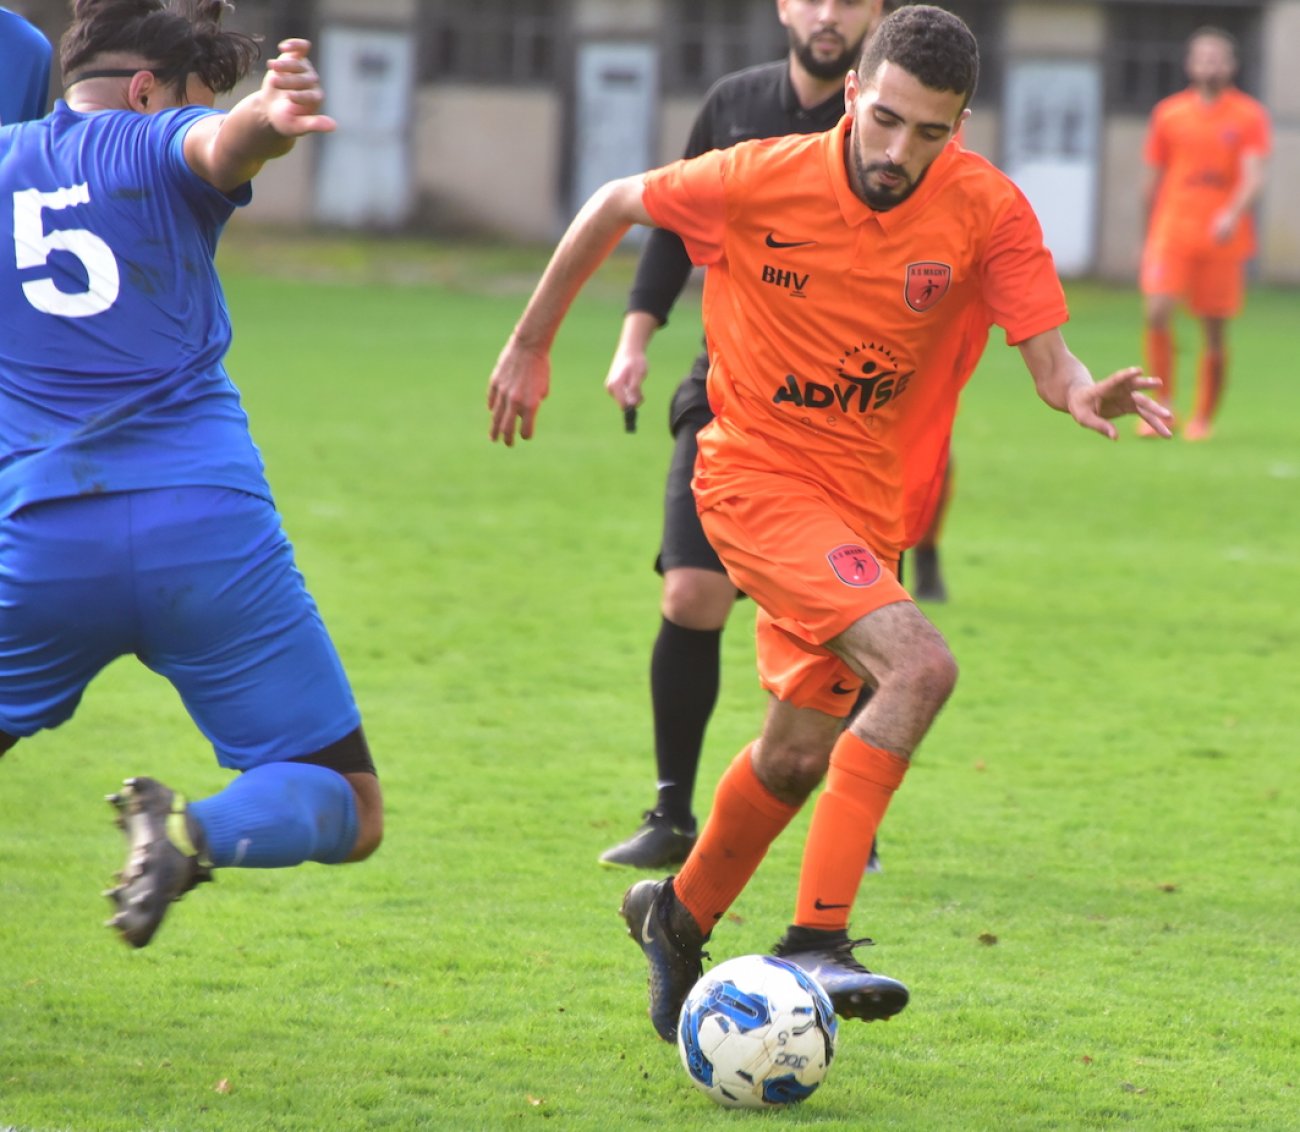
[{"xmin": 11, "ymin": 0, "xmax": 1300, "ymax": 283}]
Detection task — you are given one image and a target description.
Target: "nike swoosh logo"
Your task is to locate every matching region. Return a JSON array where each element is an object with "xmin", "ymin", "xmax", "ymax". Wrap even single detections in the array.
[
  {"xmin": 831, "ymin": 681, "xmax": 856, "ymax": 695},
  {"xmin": 642, "ymin": 913, "xmax": 656, "ymax": 946},
  {"xmin": 814, "ymin": 898, "xmax": 850, "ymax": 910},
  {"xmin": 765, "ymin": 232, "xmax": 817, "ymax": 249}
]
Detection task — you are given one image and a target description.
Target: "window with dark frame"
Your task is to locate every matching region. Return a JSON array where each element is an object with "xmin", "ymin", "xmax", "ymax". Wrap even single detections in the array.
[
  {"xmin": 417, "ymin": 0, "xmax": 566, "ymax": 86},
  {"xmin": 1105, "ymin": 2, "xmax": 1263, "ymax": 114},
  {"xmin": 661, "ymin": 0, "xmax": 786, "ymax": 92}
]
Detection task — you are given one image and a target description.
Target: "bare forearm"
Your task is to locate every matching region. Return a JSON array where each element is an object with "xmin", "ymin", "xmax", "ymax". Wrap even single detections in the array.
[
  {"xmin": 201, "ymin": 92, "xmax": 295, "ymax": 190},
  {"xmin": 512, "ymin": 177, "xmax": 646, "ymax": 352},
  {"xmin": 1224, "ymin": 156, "xmax": 1266, "ymax": 221},
  {"xmin": 1019, "ymin": 329, "xmax": 1092, "ymax": 412},
  {"xmin": 1035, "ymin": 353, "xmax": 1092, "ymax": 413},
  {"xmin": 184, "ymin": 40, "xmax": 334, "ymax": 193},
  {"xmin": 616, "ymin": 310, "xmax": 659, "ymax": 356}
]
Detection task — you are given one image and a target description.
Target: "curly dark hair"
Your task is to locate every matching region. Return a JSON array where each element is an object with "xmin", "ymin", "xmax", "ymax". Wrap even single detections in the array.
[
  {"xmin": 61, "ymin": 0, "xmax": 260, "ymax": 96},
  {"xmin": 858, "ymin": 4, "xmax": 979, "ymax": 109}
]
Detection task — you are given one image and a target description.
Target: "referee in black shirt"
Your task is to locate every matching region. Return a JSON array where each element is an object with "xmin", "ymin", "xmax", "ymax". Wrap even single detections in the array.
[{"xmin": 599, "ymin": 0, "xmax": 896, "ymax": 870}]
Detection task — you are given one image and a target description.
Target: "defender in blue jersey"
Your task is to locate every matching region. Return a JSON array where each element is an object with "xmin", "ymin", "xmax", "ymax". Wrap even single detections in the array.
[
  {"xmin": 0, "ymin": 6, "xmax": 52, "ymax": 125},
  {"xmin": 0, "ymin": 0, "xmax": 383, "ymax": 948}
]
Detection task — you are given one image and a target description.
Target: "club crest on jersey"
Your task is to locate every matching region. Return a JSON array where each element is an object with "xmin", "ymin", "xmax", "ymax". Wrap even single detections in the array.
[
  {"xmin": 827, "ymin": 544, "xmax": 882, "ymax": 588},
  {"xmin": 905, "ymin": 261, "xmax": 952, "ymax": 312}
]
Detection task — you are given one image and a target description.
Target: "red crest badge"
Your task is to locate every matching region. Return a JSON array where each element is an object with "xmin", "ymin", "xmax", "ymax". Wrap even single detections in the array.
[
  {"xmin": 827, "ymin": 544, "xmax": 881, "ymax": 588},
  {"xmin": 905, "ymin": 262, "xmax": 952, "ymax": 312}
]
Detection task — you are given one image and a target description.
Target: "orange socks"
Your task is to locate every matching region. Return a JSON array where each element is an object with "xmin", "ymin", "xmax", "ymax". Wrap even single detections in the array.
[
  {"xmin": 794, "ymin": 731, "xmax": 909, "ymax": 931},
  {"xmin": 1145, "ymin": 326, "xmax": 1175, "ymax": 408},
  {"xmin": 1192, "ymin": 348, "xmax": 1225, "ymax": 426},
  {"xmin": 674, "ymin": 745, "xmax": 801, "ymax": 935}
]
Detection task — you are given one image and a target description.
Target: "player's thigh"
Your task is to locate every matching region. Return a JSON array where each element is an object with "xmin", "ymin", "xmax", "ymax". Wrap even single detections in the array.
[
  {"xmin": 131, "ymin": 488, "xmax": 361, "ymax": 770},
  {"xmin": 0, "ymin": 496, "xmax": 136, "ymax": 736}
]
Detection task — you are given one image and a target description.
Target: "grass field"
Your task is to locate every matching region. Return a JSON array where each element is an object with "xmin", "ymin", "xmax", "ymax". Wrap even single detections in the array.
[{"xmin": 1, "ymin": 232, "xmax": 1296, "ymax": 1131}]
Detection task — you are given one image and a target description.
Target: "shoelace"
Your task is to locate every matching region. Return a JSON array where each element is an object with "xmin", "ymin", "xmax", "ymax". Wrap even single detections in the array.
[{"xmin": 833, "ymin": 937, "xmax": 877, "ymax": 972}]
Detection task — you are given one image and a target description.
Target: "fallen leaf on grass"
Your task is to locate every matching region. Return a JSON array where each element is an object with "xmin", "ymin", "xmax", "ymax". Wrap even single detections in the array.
[
  {"xmin": 977, "ymin": 932, "xmax": 998, "ymax": 945},
  {"xmin": 214, "ymin": 1079, "xmax": 231, "ymax": 1095}
]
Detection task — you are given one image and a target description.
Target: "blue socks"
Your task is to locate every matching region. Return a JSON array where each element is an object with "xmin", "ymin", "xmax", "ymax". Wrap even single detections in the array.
[{"xmin": 188, "ymin": 761, "xmax": 358, "ymax": 868}]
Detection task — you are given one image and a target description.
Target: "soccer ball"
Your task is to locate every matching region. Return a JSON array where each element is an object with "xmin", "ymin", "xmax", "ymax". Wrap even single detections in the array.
[{"xmin": 677, "ymin": 954, "xmax": 838, "ymax": 1109}]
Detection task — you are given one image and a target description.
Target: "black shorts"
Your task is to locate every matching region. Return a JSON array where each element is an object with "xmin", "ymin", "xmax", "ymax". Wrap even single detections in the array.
[{"xmin": 655, "ymin": 356, "xmax": 728, "ymax": 576}]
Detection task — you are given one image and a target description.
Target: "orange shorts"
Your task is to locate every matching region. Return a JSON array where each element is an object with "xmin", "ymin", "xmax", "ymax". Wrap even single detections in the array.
[
  {"xmin": 697, "ymin": 475, "xmax": 910, "ymax": 715},
  {"xmin": 1140, "ymin": 241, "xmax": 1245, "ymax": 318}
]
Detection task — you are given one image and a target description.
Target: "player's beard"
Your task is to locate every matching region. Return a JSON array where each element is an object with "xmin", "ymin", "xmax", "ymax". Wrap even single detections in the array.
[
  {"xmin": 790, "ymin": 28, "xmax": 867, "ymax": 82},
  {"xmin": 852, "ymin": 151, "xmax": 919, "ymax": 211}
]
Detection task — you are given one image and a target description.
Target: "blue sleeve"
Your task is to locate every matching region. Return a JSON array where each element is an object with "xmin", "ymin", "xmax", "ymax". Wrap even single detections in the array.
[
  {"xmin": 152, "ymin": 107, "xmax": 254, "ymax": 224},
  {"xmin": 0, "ymin": 10, "xmax": 53, "ymax": 124}
]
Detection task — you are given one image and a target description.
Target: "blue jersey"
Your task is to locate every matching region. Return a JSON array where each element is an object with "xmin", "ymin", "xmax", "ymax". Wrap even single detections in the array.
[
  {"xmin": 0, "ymin": 101, "xmax": 267, "ymax": 518},
  {"xmin": 0, "ymin": 8, "xmax": 52, "ymax": 125}
]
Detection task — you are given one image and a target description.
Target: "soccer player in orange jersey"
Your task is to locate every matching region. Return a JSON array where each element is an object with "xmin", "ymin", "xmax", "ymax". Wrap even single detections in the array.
[
  {"xmin": 597, "ymin": 0, "xmax": 890, "ymax": 875},
  {"xmin": 1140, "ymin": 28, "xmax": 1271, "ymax": 441},
  {"xmin": 488, "ymin": 5, "xmax": 1170, "ymax": 1042}
]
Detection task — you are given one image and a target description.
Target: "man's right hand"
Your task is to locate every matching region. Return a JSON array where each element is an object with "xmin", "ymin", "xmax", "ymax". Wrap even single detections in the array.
[
  {"xmin": 488, "ymin": 339, "xmax": 551, "ymax": 446},
  {"xmin": 604, "ymin": 310, "xmax": 659, "ymax": 415}
]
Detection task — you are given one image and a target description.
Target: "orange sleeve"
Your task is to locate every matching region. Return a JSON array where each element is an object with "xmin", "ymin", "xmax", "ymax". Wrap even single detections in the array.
[
  {"xmin": 978, "ymin": 190, "xmax": 1068, "ymax": 346},
  {"xmin": 641, "ymin": 149, "xmax": 728, "ymax": 267}
]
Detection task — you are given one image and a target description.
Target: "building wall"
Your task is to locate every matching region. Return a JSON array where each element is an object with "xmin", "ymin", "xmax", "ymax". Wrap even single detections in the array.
[
  {"xmin": 17, "ymin": 0, "xmax": 1300, "ymax": 280},
  {"xmin": 1256, "ymin": 0, "xmax": 1300, "ymax": 281},
  {"xmin": 410, "ymin": 85, "xmax": 562, "ymax": 240}
]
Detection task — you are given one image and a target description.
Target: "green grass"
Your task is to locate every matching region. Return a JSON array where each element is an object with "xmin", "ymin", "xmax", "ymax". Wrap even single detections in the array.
[{"xmin": 1, "ymin": 234, "xmax": 1296, "ymax": 1130}]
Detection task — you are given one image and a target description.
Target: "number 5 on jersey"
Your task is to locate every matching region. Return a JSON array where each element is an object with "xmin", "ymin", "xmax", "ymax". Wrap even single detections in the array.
[{"xmin": 13, "ymin": 184, "xmax": 121, "ymax": 317}]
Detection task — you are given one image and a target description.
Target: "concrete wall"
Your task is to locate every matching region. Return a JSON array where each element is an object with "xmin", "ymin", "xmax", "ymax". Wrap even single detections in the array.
[
  {"xmin": 1256, "ymin": 0, "xmax": 1300, "ymax": 282},
  {"xmin": 29, "ymin": 0, "xmax": 1291, "ymax": 278},
  {"xmin": 1095, "ymin": 117, "xmax": 1147, "ymax": 282},
  {"xmin": 410, "ymin": 85, "xmax": 563, "ymax": 241}
]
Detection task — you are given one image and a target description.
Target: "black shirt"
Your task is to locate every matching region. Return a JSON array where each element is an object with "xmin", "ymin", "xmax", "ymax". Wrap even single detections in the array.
[{"xmin": 628, "ymin": 60, "xmax": 846, "ymax": 325}]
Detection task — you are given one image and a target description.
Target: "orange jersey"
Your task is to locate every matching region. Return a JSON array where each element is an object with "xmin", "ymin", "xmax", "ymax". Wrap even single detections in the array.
[
  {"xmin": 641, "ymin": 115, "xmax": 1066, "ymax": 558},
  {"xmin": 1144, "ymin": 87, "xmax": 1271, "ymax": 257}
]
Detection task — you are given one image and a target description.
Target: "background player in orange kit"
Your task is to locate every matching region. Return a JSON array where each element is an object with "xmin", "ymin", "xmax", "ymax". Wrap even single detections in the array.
[
  {"xmin": 1140, "ymin": 27, "xmax": 1271, "ymax": 441},
  {"xmin": 487, "ymin": 5, "xmax": 1171, "ymax": 1042},
  {"xmin": 597, "ymin": 0, "xmax": 890, "ymax": 873}
]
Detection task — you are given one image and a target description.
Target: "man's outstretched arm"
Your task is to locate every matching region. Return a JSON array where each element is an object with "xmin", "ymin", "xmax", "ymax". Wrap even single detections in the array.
[
  {"xmin": 183, "ymin": 39, "xmax": 336, "ymax": 194},
  {"xmin": 488, "ymin": 175, "xmax": 654, "ymax": 445},
  {"xmin": 1018, "ymin": 328, "xmax": 1172, "ymax": 440}
]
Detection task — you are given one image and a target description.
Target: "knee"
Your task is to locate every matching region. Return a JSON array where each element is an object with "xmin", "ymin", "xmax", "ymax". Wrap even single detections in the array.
[
  {"xmin": 753, "ymin": 737, "xmax": 831, "ymax": 804},
  {"xmin": 916, "ymin": 642, "xmax": 959, "ymax": 708},
  {"xmin": 349, "ymin": 816, "xmax": 383, "ymax": 861},
  {"xmin": 888, "ymin": 641, "xmax": 958, "ymax": 714},
  {"xmin": 345, "ymin": 773, "xmax": 384, "ymax": 862},
  {"xmin": 661, "ymin": 569, "xmax": 735, "ymax": 630}
]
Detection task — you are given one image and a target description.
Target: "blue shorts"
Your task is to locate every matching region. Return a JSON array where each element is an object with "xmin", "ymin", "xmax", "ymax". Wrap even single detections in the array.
[{"xmin": 0, "ymin": 487, "xmax": 361, "ymax": 770}]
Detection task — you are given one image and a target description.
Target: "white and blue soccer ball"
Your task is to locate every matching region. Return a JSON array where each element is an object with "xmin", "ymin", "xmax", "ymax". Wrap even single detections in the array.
[{"xmin": 676, "ymin": 954, "xmax": 838, "ymax": 1109}]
